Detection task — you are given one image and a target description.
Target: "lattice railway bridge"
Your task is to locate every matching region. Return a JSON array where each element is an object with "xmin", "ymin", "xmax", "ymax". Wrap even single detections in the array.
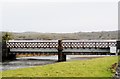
[{"xmin": 3, "ymin": 40, "xmax": 120, "ymax": 61}]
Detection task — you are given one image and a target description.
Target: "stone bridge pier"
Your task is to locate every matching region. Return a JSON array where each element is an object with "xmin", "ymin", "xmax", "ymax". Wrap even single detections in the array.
[{"xmin": 58, "ymin": 40, "xmax": 66, "ymax": 62}]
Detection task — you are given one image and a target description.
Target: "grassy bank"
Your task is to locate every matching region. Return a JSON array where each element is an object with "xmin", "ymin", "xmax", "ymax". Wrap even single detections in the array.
[{"xmin": 1, "ymin": 56, "xmax": 118, "ymax": 77}]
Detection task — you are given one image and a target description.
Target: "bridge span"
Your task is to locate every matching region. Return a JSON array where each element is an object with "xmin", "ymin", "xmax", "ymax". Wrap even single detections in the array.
[{"xmin": 3, "ymin": 40, "xmax": 119, "ymax": 61}]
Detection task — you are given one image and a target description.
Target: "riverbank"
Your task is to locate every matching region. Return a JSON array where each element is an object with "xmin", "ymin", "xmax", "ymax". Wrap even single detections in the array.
[
  {"xmin": 2, "ymin": 56, "xmax": 118, "ymax": 77},
  {"xmin": 2, "ymin": 55, "xmax": 105, "ymax": 71},
  {"xmin": 113, "ymin": 58, "xmax": 120, "ymax": 79}
]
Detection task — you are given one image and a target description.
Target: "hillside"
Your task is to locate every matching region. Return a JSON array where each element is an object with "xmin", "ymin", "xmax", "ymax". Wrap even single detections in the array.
[{"xmin": 1, "ymin": 30, "xmax": 118, "ymax": 40}]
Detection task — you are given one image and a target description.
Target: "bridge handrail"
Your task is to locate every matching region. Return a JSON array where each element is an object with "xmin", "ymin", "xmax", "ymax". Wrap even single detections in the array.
[{"xmin": 6, "ymin": 40, "xmax": 117, "ymax": 48}]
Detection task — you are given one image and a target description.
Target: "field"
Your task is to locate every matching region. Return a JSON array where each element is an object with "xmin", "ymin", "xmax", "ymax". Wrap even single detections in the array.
[{"xmin": 1, "ymin": 56, "xmax": 118, "ymax": 78}]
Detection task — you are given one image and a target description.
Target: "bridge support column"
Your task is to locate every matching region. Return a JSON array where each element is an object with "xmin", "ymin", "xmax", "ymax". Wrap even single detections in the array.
[
  {"xmin": 2, "ymin": 42, "xmax": 16, "ymax": 61},
  {"xmin": 117, "ymin": 41, "xmax": 120, "ymax": 55},
  {"xmin": 8, "ymin": 54, "xmax": 16, "ymax": 60},
  {"xmin": 62, "ymin": 54, "xmax": 66, "ymax": 61},
  {"xmin": 58, "ymin": 40, "xmax": 66, "ymax": 62},
  {"xmin": 2, "ymin": 41, "xmax": 11, "ymax": 61},
  {"xmin": 58, "ymin": 51, "xmax": 66, "ymax": 62},
  {"xmin": 58, "ymin": 50, "xmax": 63, "ymax": 62}
]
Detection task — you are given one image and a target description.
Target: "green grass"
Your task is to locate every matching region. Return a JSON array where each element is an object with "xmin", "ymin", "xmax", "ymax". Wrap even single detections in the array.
[{"xmin": 1, "ymin": 56, "xmax": 118, "ymax": 77}]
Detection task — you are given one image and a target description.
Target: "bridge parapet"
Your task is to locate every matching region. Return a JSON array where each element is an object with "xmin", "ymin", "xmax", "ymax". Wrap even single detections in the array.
[
  {"xmin": 62, "ymin": 42, "xmax": 116, "ymax": 48},
  {"xmin": 7, "ymin": 41, "xmax": 58, "ymax": 48},
  {"xmin": 7, "ymin": 40, "xmax": 116, "ymax": 49}
]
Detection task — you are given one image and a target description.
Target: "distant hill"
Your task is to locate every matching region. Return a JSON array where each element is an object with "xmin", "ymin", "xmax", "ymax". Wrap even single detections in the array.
[{"xmin": 1, "ymin": 30, "xmax": 118, "ymax": 40}]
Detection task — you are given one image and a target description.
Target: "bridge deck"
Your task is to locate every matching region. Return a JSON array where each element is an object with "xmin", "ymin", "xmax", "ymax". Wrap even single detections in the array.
[
  {"xmin": 6, "ymin": 40, "xmax": 117, "ymax": 54},
  {"xmin": 9, "ymin": 48, "xmax": 110, "ymax": 53}
]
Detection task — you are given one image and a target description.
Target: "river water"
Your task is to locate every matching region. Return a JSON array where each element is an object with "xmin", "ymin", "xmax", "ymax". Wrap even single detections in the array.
[{"xmin": 1, "ymin": 55, "xmax": 107, "ymax": 71}]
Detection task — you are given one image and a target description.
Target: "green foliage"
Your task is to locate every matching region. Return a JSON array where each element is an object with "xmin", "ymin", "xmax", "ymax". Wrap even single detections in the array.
[
  {"xmin": 2, "ymin": 32, "xmax": 13, "ymax": 41},
  {"xmin": 1, "ymin": 56, "xmax": 118, "ymax": 77}
]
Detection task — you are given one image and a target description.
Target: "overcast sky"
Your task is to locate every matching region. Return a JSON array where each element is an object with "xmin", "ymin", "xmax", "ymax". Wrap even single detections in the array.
[{"xmin": 0, "ymin": 0, "xmax": 119, "ymax": 33}]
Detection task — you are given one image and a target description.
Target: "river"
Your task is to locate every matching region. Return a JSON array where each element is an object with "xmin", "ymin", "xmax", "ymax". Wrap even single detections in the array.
[{"xmin": 1, "ymin": 55, "xmax": 108, "ymax": 71}]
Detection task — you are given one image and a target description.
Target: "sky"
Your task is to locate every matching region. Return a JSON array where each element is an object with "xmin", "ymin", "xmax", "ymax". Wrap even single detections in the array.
[{"xmin": 0, "ymin": 0, "xmax": 119, "ymax": 33}]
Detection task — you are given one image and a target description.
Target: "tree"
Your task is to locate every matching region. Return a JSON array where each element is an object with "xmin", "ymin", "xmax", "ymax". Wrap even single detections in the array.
[
  {"xmin": 2, "ymin": 32, "xmax": 13, "ymax": 61},
  {"xmin": 2, "ymin": 32, "xmax": 13, "ymax": 41}
]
